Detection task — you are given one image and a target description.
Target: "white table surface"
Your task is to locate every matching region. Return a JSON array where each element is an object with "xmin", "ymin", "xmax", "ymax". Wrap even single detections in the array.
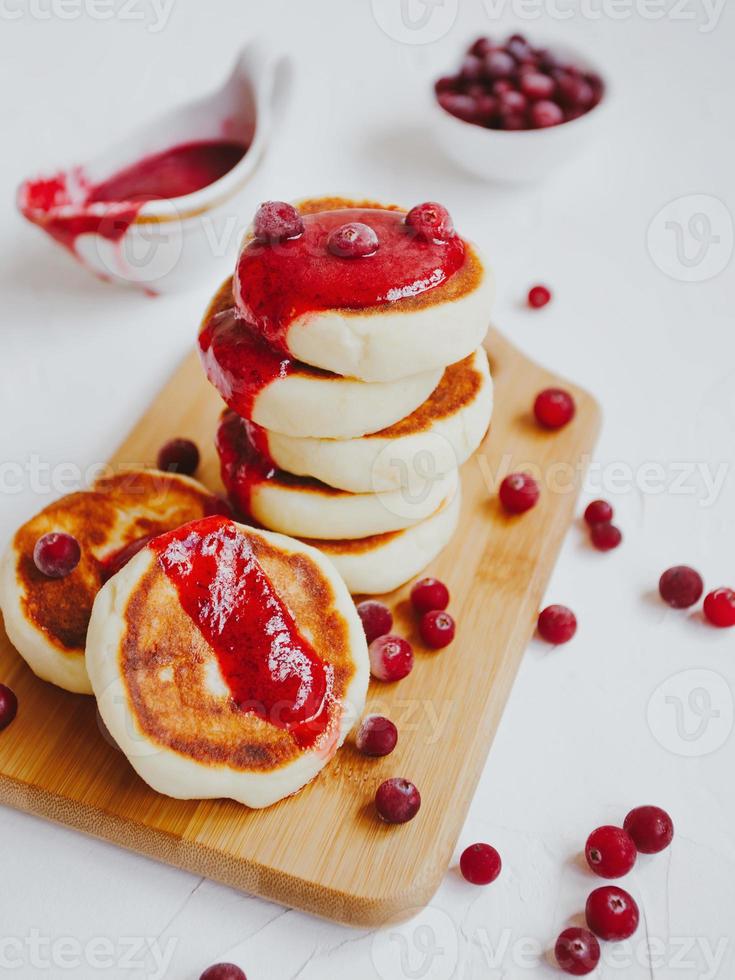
[{"xmin": 1, "ymin": 1, "xmax": 734, "ymax": 977}]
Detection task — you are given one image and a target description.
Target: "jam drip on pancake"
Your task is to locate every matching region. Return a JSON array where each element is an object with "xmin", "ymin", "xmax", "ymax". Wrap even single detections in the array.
[
  {"xmin": 234, "ymin": 207, "xmax": 466, "ymax": 350},
  {"xmin": 150, "ymin": 516, "xmax": 334, "ymax": 749},
  {"xmin": 216, "ymin": 409, "xmax": 277, "ymax": 521},
  {"xmin": 198, "ymin": 303, "xmax": 296, "ymax": 420}
]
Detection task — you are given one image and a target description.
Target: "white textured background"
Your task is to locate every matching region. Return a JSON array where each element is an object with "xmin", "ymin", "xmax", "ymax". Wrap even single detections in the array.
[{"xmin": 1, "ymin": 1, "xmax": 734, "ymax": 977}]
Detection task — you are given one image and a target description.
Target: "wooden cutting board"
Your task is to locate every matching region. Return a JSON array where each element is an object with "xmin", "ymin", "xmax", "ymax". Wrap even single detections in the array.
[{"xmin": 0, "ymin": 330, "xmax": 599, "ymax": 926}]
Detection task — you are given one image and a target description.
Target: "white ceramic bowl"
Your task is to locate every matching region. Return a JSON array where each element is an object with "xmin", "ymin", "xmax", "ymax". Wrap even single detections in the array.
[
  {"xmin": 18, "ymin": 40, "xmax": 292, "ymax": 293},
  {"xmin": 432, "ymin": 42, "xmax": 610, "ymax": 183}
]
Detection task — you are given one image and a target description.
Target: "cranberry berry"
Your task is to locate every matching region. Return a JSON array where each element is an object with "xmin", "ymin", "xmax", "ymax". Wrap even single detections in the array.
[
  {"xmin": 0, "ymin": 684, "xmax": 18, "ymax": 732},
  {"xmin": 356, "ymin": 715, "xmax": 398, "ymax": 757},
  {"xmin": 410, "ymin": 577, "xmax": 449, "ymax": 614},
  {"xmin": 554, "ymin": 927, "xmax": 600, "ymax": 976},
  {"xmin": 200, "ymin": 966, "xmax": 246, "ymax": 980},
  {"xmin": 356, "ymin": 600, "xmax": 393, "ymax": 644},
  {"xmin": 530, "ymin": 99, "xmax": 564, "ymax": 128},
  {"xmin": 375, "ymin": 777, "xmax": 421, "ymax": 824},
  {"xmin": 528, "ymin": 284, "xmax": 551, "ymax": 308},
  {"xmin": 157, "ymin": 437, "xmax": 200, "ymax": 475},
  {"xmin": 534, "ymin": 388, "xmax": 576, "ymax": 429},
  {"xmin": 405, "ymin": 202, "xmax": 454, "ymax": 243},
  {"xmin": 537, "ymin": 605, "xmax": 577, "ymax": 644},
  {"xmin": 585, "ymin": 885, "xmax": 639, "ymax": 941},
  {"xmin": 624, "ymin": 805, "xmax": 674, "ymax": 854},
  {"xmin": 703, "ymin": 587, "xmax": 735, "ymax": 628},
  {"xmin": 327, "ymin": 222, "xmax": 379, "ymax": 258},
  {"xmin": 419, "ymin": 610, "xmax": 455, "ymax": 649},
  {"xmin": 369, "ymin": 635, "xmax": 413, "ymax": 682},
  {"xmin": 499, "ymin": 472, "xmax": 540, "ymax": 514},
  {"xmin": 253, "ymin": 200, "xmax": 303, "ymax": 242},
  {"xmin": 658, "ymin": 566, "xmax": 704, "ymax": 609},
  {"xmin": 459, "ymin": 843, "xmax": 501, "ymax": 885},
  {"xmin": 33, "ymin": 532, "xmax": 81, "ymax": 579},
  {"xmin": 585, "ymin": 825, "xmax": 637, "ymax": 878},
  {"xmin": 584, "ymin": 499, "xmax": 613, "ymax": 525},
  {"xmin": 590, "ymin": 522, "xmax": 622, "ymax": 551}
]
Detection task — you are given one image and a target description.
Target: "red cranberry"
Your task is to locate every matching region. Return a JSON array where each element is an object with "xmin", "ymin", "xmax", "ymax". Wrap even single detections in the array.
[
  {"xmin": 200, "ymin": 966, "xmax": 246, "ymax": 980},
  {"xmin": 557, "ymin": 73, "xmax": 593, "ymax": 110},
  {"xmin": 506, "ymin": 33, "xmax": 531, "ymax": 60},
  {"xmin": 485, "ymin": 50, "xmax": 515, "ymax": 79},
  {"xmin": 33, "ymin": 532, "xmax": 81, "ymax": 579},
  {"xmin": 356, "ymin": 715, "xmax": 398, "ymax": 757},
  {"xmin": 369, "ymin": 635, "xmax": 413, "ymax": 682},
  {"xmin": 624, "ymin": 805, "xmax": 674, "ymax": 854},
  {"xmin": 530, "ymin": 99, "xmax": 564, "ymax": 128},
  {"xmin": 498, "ymin": 90, "xmax": 527, "ymax": 115},
  {"xmin": 537, "ymin": 605, "xmax": 577, "ymax": 644},
  {"xmin": 474, "ymin": 94, "xmax": 499, "ymax": 123},
  {"xmin": 528, "ymin": 284, "xmax": 551, "ymax": 308},
  {"xmin": 469, "ymin": 37, "xmax": 494, "ymax": 58},
  {"xmin": 410, "ymin": 577, "xmax": 449, "ymax": 614},
  {"xmin": 328, "ymin": 222, "xmax": 379, "ymax": 258},
  {"xmin": 590, "ymin": 522, "xmax": 622, "ymax": 551},
  {"xmin": 459, "ymin": 843, "xmax": 501, "ymax": 885},
  {"xmin": 520, "ymin": 71, "xmax": 555, "ymax": 99},
  {"xmin": 499, "ymin": 473, "xmax": 540, "ymax": 514},
  {"xmin": 157, "ymin": 437, "xmax": 199, "ymax": 475},
  {"xmin": 253, "ymin": 200, "xmax": 303, "ymax": 242},
  {"xmin": 419, "ymin": 610, "xmax": 455, "ymax": 649},
  {"xmin": 554, "ymin": 927, "xmax": 600, "ymax": 976},
  {"xmin": 434, "ymin": 75, "xmax": 458, "ymax": 94},
  {"xmin": 492, "ymin": 79, "xmax": 514, "ymax": 95},
  {"xmin": 658, "ymin": 566, "xmax": 704, "ymax": 609},
  {"xmin": 584, "ymin": 499, "xmax": 613, "ymax": 525},
  {"xmin": 375, "ymin": 777, "xmax": 421, "ymax": 824},
  {"xmin": 0, "ymin": 685, "xmax": 18, "ymax": 732},
  {"xmin": 500, "ymin": 112, "xmax": 527, "ymax": 131},
  {"xmin": 585, "ymin": 885, "xmax": 639, "ymax": 941},
  {"xmin": 703, "ymin": 587, "xmax": 735, "ymax": 627},
  {"xmin": 438, "ymin": 92, "xmax": 478, "ymax": 123},
  {"xmin": 356, "ymin": 600, "xmax": 393, "ymax": 644},
  {"xmin": 460, "ymin": 54, "xmax": 485, "ymax": 81},
  {"xmin": 585, "ymin": 825, "xmax": 637, "ymax": 878},
  {"xmin": 534, "ymin": 388, "xmax": 576, "ymax": 429},
  {"xmin": 405, "ymin": 202, "xmax": 454, "ymax": 243}
]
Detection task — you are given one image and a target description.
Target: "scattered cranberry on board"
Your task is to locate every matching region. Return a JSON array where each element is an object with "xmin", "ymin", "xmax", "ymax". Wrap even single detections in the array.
[
  {"xmin": 356, "ymin": 600, "xmax": 393, "ymax": 644},
  {"xmin": 585, "ymin": 885, "xmax": 639, "ymax": 941},
  {"xmin": 537, "ymin": 605, "xmax": 577, "ymax": 644},
  {"xmin": 589, "ymin": 521, "xmax": 622, "ymax": 551},
  {"xmin": 436, "ymin": 34, "xmax": 603, "ymax": 131},
  {"xmin": 703, "ymin": 587, "xmax": 735, "ymax": 627},
  {"xmin": 623, "ymin": 805, "xmax": 674, "ymax": 854},
  {"xmin": 368, "ymin": 635, "xmax": 414, "ymax": 681},
  {"xmin": 157, "ymin": 437, "xmax": 200, "ymax": 475},
  {"xmin": 375, "ymin": 778, "xmax": 421, "ymax": 824},
  {"xmin": 33, "ymin": 532, "xmax": 81, "ymax": 579},
  {"xmin": 528, "ymin": 284, "xmax": 551, "ymax": 308},
  {"xmin": 199, "ymin": 964, "xmax": 246, "ymax": 980},
  {"xmin": 419, "ymin": 610, "xmax": 456, "ymax": 649},
  {"xmin": 0, "ymin": 685, "xmax": 18, "ymax": 732},
  {"xmin": 459, "ymin": 843, "xmax": 501, "ymax": 884},
  {"xmin": 585, "ymin": 825, "xmax": 637, "ymax": 878},
  {"xmin": 658, "ymin": 566, "xmax": 704, "ymax": 609},
  {"xmin": 410, "ymin": 577, "xmax": 450, "ymax": 614},
  {"xmin": 554, "ymin": 927, "xmax": 600, "ymax": 976},
  {"xmin": 355, "ymin": 715, "xmax": 398, "ymax": 757},
  {"xmin": 583, "ymin": 499, "xmax": 613, "ymax": 526},
  {"xmin": 534, "ymin": 388, "xmax": 575, "ymax": 429},
  {"xmin": 499, "ymin": 472, "xmax": 540, "ymax": 514}
]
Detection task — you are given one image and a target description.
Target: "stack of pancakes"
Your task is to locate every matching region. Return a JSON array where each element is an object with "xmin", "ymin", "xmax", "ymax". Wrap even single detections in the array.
[{"xmin": 199, "ymin": 197, "xmax": 495, "ymax": 594}]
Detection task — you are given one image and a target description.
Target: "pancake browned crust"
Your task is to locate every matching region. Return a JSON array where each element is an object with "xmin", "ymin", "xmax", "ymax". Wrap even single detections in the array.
[
  {"xmin": 119, "ymin": 526, "xmax": 358, "ymax": 773},
  {"xmin": 9, "ymin": 470, "xmax": 222, "ymax": 657}
]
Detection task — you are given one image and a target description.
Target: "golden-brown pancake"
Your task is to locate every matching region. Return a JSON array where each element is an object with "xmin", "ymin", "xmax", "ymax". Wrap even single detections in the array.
[{"xmin": 86, "ymin": 516, "xmax": 368, "ymax": 807}]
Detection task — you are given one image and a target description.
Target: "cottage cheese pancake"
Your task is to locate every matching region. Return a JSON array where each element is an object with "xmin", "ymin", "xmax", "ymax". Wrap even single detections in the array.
[
  {"xmin": 86, "ymin": 516, "xmax": 368, "ymax": 807},
  {"xmin": 0, "ymin": 470, "xmax": 225, "ymax": 694}
]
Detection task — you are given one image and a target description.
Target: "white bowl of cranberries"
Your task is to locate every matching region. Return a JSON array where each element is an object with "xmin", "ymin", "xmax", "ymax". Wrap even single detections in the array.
[{"xmin": 433, "ymin": 34, "xmax": 608, "ymax": 182}]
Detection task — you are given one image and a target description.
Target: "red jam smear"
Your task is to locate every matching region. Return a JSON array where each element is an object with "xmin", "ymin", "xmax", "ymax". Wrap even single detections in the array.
[
  {"xmin": 19, "ymin": 139, "xmax": 248, "ymax": 254},
  {"xmin": 234, "ymin": 207, "xmax": 467, "ymax": 350},
  {"xmin": 150, "ymin": 516, "xmax": 334, "ymax": 749},
  {"xmin": 216, "ymin": 409, "xmax": 276, "ymax": 520},
  {"xmin": 199, "ymin": 304, "xmax": 295, "ymax": 420}
]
